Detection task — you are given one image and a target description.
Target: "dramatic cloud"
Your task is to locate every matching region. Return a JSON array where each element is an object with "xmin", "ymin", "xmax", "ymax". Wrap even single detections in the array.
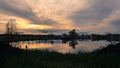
[{"xmin": 0, "ymin": 0, "xmax": 120, "ymax": 34}]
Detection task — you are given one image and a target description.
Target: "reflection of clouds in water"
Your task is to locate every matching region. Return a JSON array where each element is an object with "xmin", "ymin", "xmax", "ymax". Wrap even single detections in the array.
[
  {"xmin": 74, "ymin": 41, "xmax": 109, "ymax": 53},
  {"xmin": 11, "ymin": 40, "xmax": 109, "ymax": 54},
  {"xmin": 51, "ymin": 44, "xmax": 74, "ymax": 54},
  {"xmin": 21, "ymin": 43, "xmax": 53, "ymax": 49}
]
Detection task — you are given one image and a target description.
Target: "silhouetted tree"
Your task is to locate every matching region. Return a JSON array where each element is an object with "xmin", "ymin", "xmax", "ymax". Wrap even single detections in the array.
[
  {"xmin": 5, "ymin": 19, "xmax": 17, "ymax": 35},
  {"xmin": 69, "ymin": 29, "xmax": 78, "ymax": 39}
]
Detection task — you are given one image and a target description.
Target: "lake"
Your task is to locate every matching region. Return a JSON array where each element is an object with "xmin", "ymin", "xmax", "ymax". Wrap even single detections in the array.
[{"xmin": 10, "ymin": 40, "xmax": 117, "ymax": 54}]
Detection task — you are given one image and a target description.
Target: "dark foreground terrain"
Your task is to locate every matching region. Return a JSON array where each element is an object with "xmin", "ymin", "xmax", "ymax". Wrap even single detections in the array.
[{"xmin": 0, "ymin": 42, "xmax": 120, "ymax": 68}]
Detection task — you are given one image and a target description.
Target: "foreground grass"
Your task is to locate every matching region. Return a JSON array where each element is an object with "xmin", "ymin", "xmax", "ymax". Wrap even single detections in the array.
[{"xmin": 0, "ymin": 43, "xmax": 120, "ymax": 68}]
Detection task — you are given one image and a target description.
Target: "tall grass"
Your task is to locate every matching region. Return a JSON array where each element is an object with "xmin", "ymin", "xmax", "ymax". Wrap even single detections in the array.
[{"xmin": 0, "ymin": 43, "xmax": 120, "ymax": 68}]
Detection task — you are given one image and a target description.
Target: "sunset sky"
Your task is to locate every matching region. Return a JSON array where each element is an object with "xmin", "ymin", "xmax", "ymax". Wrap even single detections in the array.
[{"xmin": 0, "ymin": 0, "xmax": 120, "ymax": 34}]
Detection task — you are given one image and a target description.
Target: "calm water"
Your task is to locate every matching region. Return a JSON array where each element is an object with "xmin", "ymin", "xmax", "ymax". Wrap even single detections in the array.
[{"xmin": 10, "ymin": 40, "xmax": 113, "ymax": 54}]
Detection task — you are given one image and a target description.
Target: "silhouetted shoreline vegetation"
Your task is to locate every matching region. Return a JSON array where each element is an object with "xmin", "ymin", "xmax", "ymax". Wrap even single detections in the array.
[
  {"xmin": 0, "ymin": 42, "xmax": 120, "ymax": 68},
  {"xmin": 0, "ymin": 29, "xmax": 120, "ymax": 42},
  {"xmin": 0, "ymin": 33, "xmax": 120, "ymax": 42}
]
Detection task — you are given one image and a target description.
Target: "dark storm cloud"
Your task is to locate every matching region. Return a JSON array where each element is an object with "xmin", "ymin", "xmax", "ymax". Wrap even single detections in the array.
[
  {"xmin": 0, "ymin": 0, "xmax": 56, "ymax": 24},
  {"xmin": 39, "ymin": 19, "xmax": 58, "ymax": 25},
  {"xmin": 37, "ymin": 29, "xmax": 68, "ymax": 34},
  {"xmin": 0, "ymin": 0, "xmax": 37, "ymax": 23},
  {"xmin": 0, "ymin": 0, "xmax": 47, "ymax": 24},
  {"xmin": 71, "ymin": 0, "xmax": 120, "ymax": 26}
]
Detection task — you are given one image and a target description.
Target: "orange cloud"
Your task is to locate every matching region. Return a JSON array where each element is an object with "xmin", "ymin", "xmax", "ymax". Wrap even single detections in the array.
[{"xmin": 26, "ymin": 0, "xmax": 90, "ymax": 30}]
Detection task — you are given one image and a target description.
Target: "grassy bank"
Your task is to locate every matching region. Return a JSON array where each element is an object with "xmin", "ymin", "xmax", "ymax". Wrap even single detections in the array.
[{"xmin": 0, "ymin": 43, "xmax": 120, "ymax": 68}]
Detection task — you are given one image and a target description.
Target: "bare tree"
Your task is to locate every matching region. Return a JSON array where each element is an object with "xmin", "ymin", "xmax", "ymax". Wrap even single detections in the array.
[{"xmin": 5, "ymin": 19, "xmax": 17, "ymax": 35}]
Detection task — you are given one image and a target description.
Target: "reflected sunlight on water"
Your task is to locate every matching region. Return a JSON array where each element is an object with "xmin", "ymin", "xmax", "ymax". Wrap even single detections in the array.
[{"xmin": 11, "ymin": 40, "xmax": 110, "ymax": 54}]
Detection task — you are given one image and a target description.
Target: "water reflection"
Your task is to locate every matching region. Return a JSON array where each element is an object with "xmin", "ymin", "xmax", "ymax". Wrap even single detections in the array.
[
  {"xmin": 69, "ymin": 40, "xmax": 78, "ymax": 49},
  {"xmin": 10, "ymin": 40, "xmax": 118, "ymax": 54}
]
